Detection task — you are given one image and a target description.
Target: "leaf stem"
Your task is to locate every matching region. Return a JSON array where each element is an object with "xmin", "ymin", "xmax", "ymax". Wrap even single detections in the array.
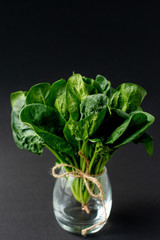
[
  {"xmin": 88, "ymin": 148, "xmax": 97, "ymax": 174},
  {"xmin": 45, "ymin": 144, "xmax": 65, "ymax": 163},
  {"xmin": 72, "ymin": 155, "xmax": 79, "ymax": 168},
  {"xmin": 95, "ymin": 155, "xmax": 103, "ymax": 175}
]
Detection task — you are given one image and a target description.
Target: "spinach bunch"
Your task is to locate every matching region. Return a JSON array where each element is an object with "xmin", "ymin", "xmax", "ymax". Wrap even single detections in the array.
[{"xmin": 11, "ymin": 74, "xmax": 155, "ymax": 204}]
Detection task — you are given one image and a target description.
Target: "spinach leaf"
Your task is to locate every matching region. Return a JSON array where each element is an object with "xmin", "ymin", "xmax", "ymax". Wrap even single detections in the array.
[
  {"xmin": 63, "ymin": 120, "xmax": 78, "ymax": 150},
  {"xmin": 20, "ymin": 103, "xmax": 66, "ymax": 136},
  {"xmin": 67, "ymin": 94, "xmax": 108, "ymax": 140},
  {"xmin": 106, "ymin": 111, "xmax": 155, "ymax": 148},
  {"xmin": 134, "ymin": 133, "xmax": 153, "ymax": 156},
  {"xmin": 20, "ymin": 104, "xmax": 74, "ymax": 156},
  {"xmin": 47, "ymin": 78, "xmax": 66, "ymax": 107},
  {"xmin": 11, "ymin": 91, "xmax": 27, "ymax": 109},
  {"xmin": 110, "ymin": 83, "xmax": 147, "ymax": 113},
  {"xmin": 80, "ymin": 94, "xmax": 108, "ymax": 119},
  {"xmin": 90, "ymin": 108, "xmax": 129, "ymax": 142},
  {"xmin": 67, "ymin": 110, "xmax": 106, "ymax": 140},
  {"xmin": 32, "ymin": 127, "xmax": 74, "ymax": 157},
  {"xmin": 66, "ymin": 74, "xmax": 94, "ymax": 121},
  {"xmin": 46, "ymin": 78, "xmax": 69, "ymax": 120},
  {"xmin": 11, "ymin": 91, "xmax": 44, "ymax": 154},
  {"xmin": 95, "ymin": 75, "xmax": 112, "ymax": 96},
  {"xmin": 26, "ymin": 83, "xmax": 51, "ymax": 105},
  {"xmin": 54, "ymin": 92, "xmax": 69, "ymax": 120},
  {"xmin": 82, "ymin": 77, "xmax": 102, "ymax": 93}
]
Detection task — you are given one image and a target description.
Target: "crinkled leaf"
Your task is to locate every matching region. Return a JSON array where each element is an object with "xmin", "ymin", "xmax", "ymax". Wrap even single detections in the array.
[
  {"xmin": 54, "ymin": 92, "xmax": 69, "ymax": 120},
  {"xmin": 80, "ymin": 94, "xmax": 108, "ymax": 119},
  {"xmin": 26, "ymin": 83, "xmax": 51, "ymax": 105},
  {"xmin": 32, "ymin": 127, "xmax": 74, "ymax": 157},
  {"xmin": 63, "ymin": 121, "xmax": 78, "ymax": 150},
  {"xmin": 95, "ymin": 75, "xmax": 112, "ymax": 96},
  {"xmin": 20, "ymin": 104, "xmax": 74, "ymax": 156},
  {"xmin": 66, "ymin": 74, "xmax": 94, "ymax": 121},
  {"xmin": 110, "ymin": 83, "xmax": 147, "ymax": 113},
  {"xmin": 82, "ymin": 77, "xmax": 102, "ymax": 93},
  {"xmin": 47, "ymin": 78, "xmax": 66, "ymax": 107},
  {"xmin": 106, "ymin": 111, "xmax": 155, "ymax": 148},
  {"xmin": 67, "ymin": 94, "xmax": 108, "ymax": 140},
  {"xmin": 67, "ymin": 109, "xmax": 107, "ymax": 141},
  {"xmin": 20, "ymin": 103, "xmax": 66, "ymax": 136},
  {"xmin": 11, "ymin": 91, "xmax": 44, "ymax": 154},
  {"xmin": 91, "ymin": 108, "xmax": 129, "ymax": 141},
  {"xmin": 11, "ymin": 91, "xmax": 27, "ymax": 109}
]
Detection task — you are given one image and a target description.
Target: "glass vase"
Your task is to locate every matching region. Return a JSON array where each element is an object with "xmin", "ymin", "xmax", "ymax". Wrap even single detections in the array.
[{"xmin": 53, "ymin": 167, "xmax": 112, "ymax": 235}]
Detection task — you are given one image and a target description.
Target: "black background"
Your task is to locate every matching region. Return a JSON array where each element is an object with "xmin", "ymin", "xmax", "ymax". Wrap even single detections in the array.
[{"xmin": 0, "ymin": 1, "xmax": 160, "ymax": 240}]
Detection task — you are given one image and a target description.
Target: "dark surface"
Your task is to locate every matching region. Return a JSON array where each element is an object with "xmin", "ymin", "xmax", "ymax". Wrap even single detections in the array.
[{"xmin": 0, "ymin": 2, "xmax": 160, "ymax": 240}]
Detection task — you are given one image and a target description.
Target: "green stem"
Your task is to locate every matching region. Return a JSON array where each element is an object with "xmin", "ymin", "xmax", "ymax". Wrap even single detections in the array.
[
  {"xmin": 79, "ymin": 178, "xmax": 84, "ymax": 203},
  {"xmin": 72, "ymin": 155, "xmax": 79, "ymax": 169},
  {"xmin": 45, "ymin": 144, "xmax": 65, "ymax": 163},
  {"xmin": 88, "ymin": 149, "xmax": 97, "ymax": 174},
  {"xmin": 79, "ymin": 140, "xmax": 86, "ymax": 171},
  {"xmin": 78, "ymin": 141, "xmax": 83, "ymax": 170},
  {"xmin": 95, "ymin": 155, "xmax": 103, "ymax": 175},
  {"xmin": 69, "ymin": 180, "xmax": 81, "ymax": 202},
  {"xmin": 78, "ymin": 139, "xmax": 91, "ymax": 204},
  {"xmin": 78, "ymin": 141, "xmax": 81, "ymax": 150},
  {"xmin": 99, "ymin": 152, "xmax": 113, "ymax": 173}
]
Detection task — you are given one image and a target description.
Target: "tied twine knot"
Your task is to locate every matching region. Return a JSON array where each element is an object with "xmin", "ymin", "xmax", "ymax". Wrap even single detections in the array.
[{"xmin": 51, "ymin": 151, "xmax": 107, "ymax": 236}]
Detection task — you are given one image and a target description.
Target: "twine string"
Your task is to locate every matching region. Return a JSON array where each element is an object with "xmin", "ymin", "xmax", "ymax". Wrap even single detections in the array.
[{"xmin": 51, "ymin": 152, "xmax": 107, "ymax": 236}]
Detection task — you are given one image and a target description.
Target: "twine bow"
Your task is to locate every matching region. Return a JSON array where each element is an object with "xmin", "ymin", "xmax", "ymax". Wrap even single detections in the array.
[{"xmin": 51, "ymin": 151, "xmax": 107, "ymax": 236}]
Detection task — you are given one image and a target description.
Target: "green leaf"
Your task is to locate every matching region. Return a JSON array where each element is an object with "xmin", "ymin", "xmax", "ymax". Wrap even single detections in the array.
[
  {"xmin": 67, "ymin": 94, "xmax": 108, "ymax": 140},
  {"xmin": 95, "ymin": 75, "xmax": 112, "ymax": 96},
  {"xmin": 26, "ymin": 83, "xmax": 51, "ymax": 105},
  {"xmin": 47, "ymin": 79, "xmax": 69, "ymax": 120},
  {"xmin": 20, "ymin": 104, "xmax": 74, "ymax": 156},
  {"xmin": 20, "ymin": 103, "xmax": 66, "ymax": 136},
  {"xmin": 63, "ymin": 120, "xmax": 78, "ymax": 150},
  {"xmin": 10, "ymin": 91, "xmax": 44, "ymax": 154},
  {"xmin": 106, "ymin": 111, "xmax": 155, "ymax": 148},
  {"xmin": 11, "ymin": 91, "xmax": 27, "ymax": 109},
  {"xmin": 47, "ymin": 79, "xmax": 66, "ymax": 107},
  {"xmin": 80, "ymin": 94, "xmax": 108, "ymax": 119},
  {"xmin": 134, "ymin": 133, "xmax": 153, "ymax": 156},
  {"xmin": 54, "ymin": 92, "xmax": 69, "ymax": 120},
  {"xmin": 110, "ymin": 83, "xmax": 147, "ymax": 113},
  {"xmin": 67, "ymin": 110, "xmax": 106, "ymax": 140},
  {"xmin": 82, "ymin": 77, "xmax": 102, "ymax": 93},
  {"xmin": 66, "ymin": 74, "xmax": 94, "ymax": 121},
  {"xmin": 33, "ymin": 127, "xmax": 74, "ymax": 157},
  {"xmin": 90, "ymin": 108, "xmax": 129, "ymax": 141}
]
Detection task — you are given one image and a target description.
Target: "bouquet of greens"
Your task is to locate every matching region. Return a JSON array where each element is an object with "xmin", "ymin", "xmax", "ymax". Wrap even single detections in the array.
[{"xmin": 11, "ymin": 73, "xmax": 155, "ymax": 204}]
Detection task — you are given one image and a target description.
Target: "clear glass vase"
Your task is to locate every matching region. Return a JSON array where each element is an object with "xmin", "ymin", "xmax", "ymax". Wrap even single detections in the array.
[{"xmin": 53, "ymin": 167, "xmax": 112, "ymax": 235}]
